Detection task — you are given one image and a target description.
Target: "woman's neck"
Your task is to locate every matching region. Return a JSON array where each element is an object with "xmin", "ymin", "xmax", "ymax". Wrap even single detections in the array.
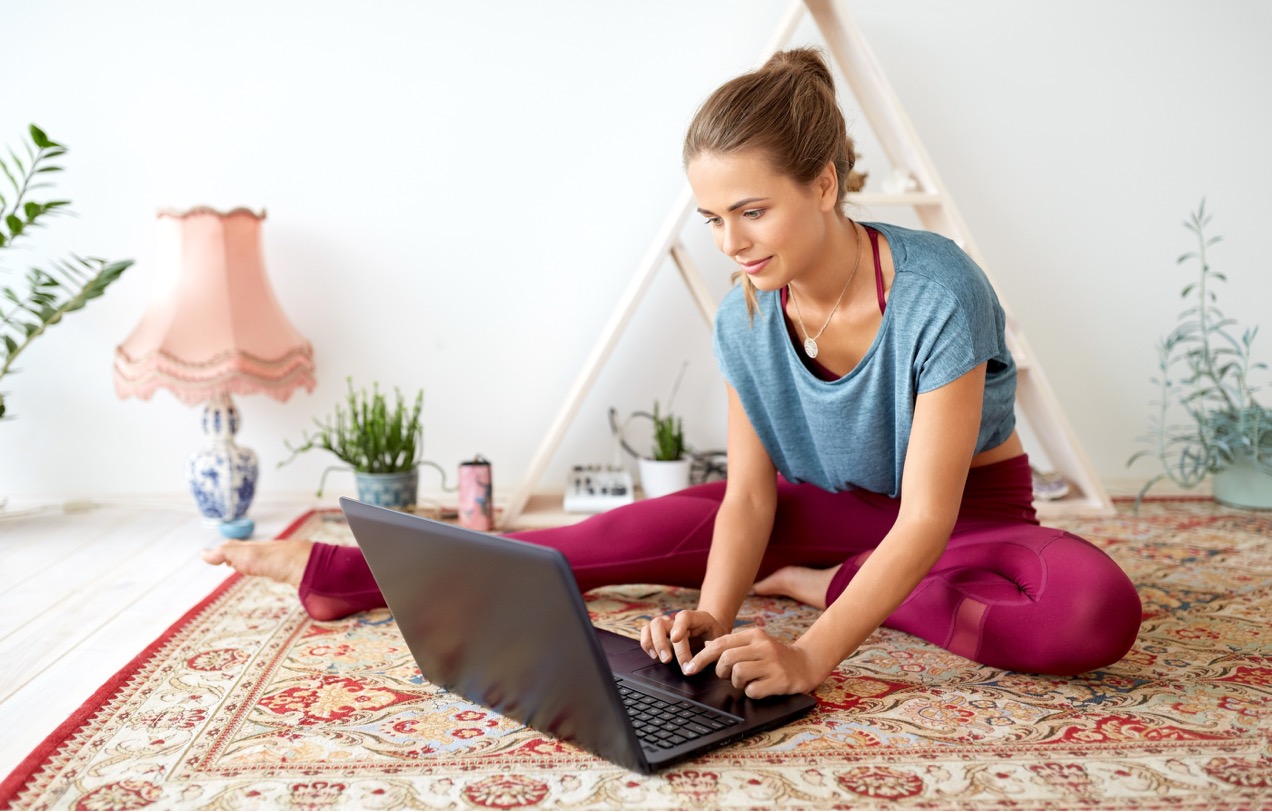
[{"xmin": 788, "ymin": 216, "xmax": 862, "ymax": 307}]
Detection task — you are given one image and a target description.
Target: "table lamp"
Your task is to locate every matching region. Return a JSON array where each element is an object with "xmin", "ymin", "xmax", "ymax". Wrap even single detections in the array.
[{"xmin": 113, "ymin": 207, "xmax": 315, "ymax": 531}]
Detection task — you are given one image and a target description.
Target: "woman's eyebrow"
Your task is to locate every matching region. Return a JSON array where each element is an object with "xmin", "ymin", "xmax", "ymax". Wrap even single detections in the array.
[{"xmin": 696, "ymin": 197, "xmax": 769, "ymax": 217}]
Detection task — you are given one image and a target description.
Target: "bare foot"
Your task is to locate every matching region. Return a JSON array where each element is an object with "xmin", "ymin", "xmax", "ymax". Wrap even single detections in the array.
[
  {"xmin": 201, "ymin": 538, "xmax": 314, "ymax": 588},
  {"xmin": 753, "ymin": 565, "xmax": 841, "ymax": 610}
]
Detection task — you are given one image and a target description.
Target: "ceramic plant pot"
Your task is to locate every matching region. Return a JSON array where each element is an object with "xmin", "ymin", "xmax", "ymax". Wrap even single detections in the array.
[
  {"xmin": 1212, "ymin": 455, "xmax": 1272, "ymax": 510},
  {"xmin": 354, "ymin": 469, "xmax": 419, "ymax": 512},
  {"xmin": 638, "ymin": 458, "xmax": 692, "ymax": 500}
]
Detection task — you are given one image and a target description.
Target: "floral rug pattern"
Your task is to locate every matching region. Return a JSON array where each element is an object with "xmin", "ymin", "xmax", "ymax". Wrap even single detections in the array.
[{"xmin": 2, "ymin": 500, "xmax": 1270, "ymax": 810}]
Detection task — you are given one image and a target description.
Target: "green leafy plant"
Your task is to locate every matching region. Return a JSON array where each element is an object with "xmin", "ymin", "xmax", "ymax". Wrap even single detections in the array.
[
  {"xmin": 650, "ymin": 400, "xmax": 685, "ymax": 461},
  {"xmin": 281, "ymin": 377, "xmax": 425, "ymax": 479},
  {"xmin": 1, "ymin": 124, "xmax": 132, "ymax": 419},
  {"xmin": 1128, "ymin": 200, "xmax": 1271, "ymax": 506}
]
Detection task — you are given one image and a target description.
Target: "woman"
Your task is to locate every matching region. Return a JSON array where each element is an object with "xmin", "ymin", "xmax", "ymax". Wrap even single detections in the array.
[{"xmin": 205, "ymin": 48, "xmax": 1141, "ymax": 699}]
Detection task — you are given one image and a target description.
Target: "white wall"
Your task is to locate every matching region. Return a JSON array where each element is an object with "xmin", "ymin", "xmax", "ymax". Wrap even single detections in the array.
[{"xmin": 2, "ymin": 1, "xmax": 1269, "ymax": 506}]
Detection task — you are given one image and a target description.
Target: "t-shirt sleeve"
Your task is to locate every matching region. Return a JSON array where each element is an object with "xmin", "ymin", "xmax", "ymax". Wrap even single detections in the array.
[
  {"xmin": 912, "ymin": 263, "xmax": 1003, "ymax": 394},
  {"xmin": 712, "ymin": 286, "xmax": 749, "ymax": 388}
]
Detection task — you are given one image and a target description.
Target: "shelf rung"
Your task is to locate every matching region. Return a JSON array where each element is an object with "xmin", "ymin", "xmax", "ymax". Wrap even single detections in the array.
[{"xmin": 848, "ymin": 192, "xmax": 943, "ymax": 206}]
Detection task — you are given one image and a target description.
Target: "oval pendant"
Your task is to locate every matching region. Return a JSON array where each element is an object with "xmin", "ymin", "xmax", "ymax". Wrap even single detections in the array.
[{"xmin": 804, "ymin": 337, "xmax": 819, "ymax": 358}]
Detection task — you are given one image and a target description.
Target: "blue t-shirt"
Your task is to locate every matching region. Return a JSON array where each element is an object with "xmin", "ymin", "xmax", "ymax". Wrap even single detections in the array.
[{"xmin": 712, "ymin": 221, "xmax": 1016, "ymax": 498}]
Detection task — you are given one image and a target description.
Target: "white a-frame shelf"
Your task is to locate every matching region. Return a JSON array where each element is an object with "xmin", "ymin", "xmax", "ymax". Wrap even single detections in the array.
[{"xmin": 501, "ymin": 0, "xmax": 1114, "ymax": 528}]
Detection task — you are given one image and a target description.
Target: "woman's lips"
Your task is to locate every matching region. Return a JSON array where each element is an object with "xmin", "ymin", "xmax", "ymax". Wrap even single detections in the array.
[{"xmin": 739, "ymin": 257, "xmax": 772, "ymax": 275}]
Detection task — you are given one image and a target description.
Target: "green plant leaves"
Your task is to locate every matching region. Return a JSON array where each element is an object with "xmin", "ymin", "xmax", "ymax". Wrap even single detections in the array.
[
  {"xmin": 651, "ymin": 400, "xmax": 685, "ymax": 461},
  {"xmin": 1130, "ymin": 201, "xmax": 1272, "ymax": 505},
  {"xmin": 28, "ymin": 124, "xmax": 60, "ymax": 150},
  {"xmin": 0, "ymin": 124, "xmax": 133, "ymax": 415},
  {"xmin": 280, "ymin": 377, "xmax": 426, "ymax": 475}
]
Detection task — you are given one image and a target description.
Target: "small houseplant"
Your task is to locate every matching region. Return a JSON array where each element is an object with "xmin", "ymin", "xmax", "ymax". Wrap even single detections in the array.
[
  {"xmin": 1, "ymin": 124, "xmax": 132, "ymax": 420},
  {"xmin": 651, "ymin": 400, "xmax": 685, "ymax": 462},
  {"xmin": 1129, "ymin": 200, "xmax": 1272, "ymax": 509},
  {"xmin": 639, "ymin": 399, "xmax": 692, "ymax": 499},
  {"xmin": 282, "ymin": 376, "xmax": 425, "ymax": 510}
]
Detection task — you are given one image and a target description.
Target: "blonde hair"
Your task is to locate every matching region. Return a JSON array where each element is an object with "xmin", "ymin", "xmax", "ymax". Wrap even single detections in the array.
[{"xmin": 683, "ymin": 48, "xmax": 856, "ymax": 319}]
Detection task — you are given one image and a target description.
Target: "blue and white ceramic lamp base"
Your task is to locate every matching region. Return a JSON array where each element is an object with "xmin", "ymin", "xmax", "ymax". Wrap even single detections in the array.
[{"xmin": 188, "ymin": 392, "xmax": 258, "ymax": 537}]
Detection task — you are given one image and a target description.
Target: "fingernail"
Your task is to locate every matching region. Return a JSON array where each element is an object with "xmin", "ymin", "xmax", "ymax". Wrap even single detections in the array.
[
  {"xmin": 660, "ymin": 649, "xmax": 670, "ymax": 662},
  {"xmin": 683, "ymin": 662, "xmax": 696, "ymax": 675}
]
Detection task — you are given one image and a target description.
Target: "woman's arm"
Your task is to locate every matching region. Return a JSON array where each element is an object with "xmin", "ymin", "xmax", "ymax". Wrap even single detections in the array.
[
  {"xmin": 686, "ymin": 362, "xmax": 989, "ymax": 697},
  {"xmin": 641, "ymin": 383, "xmax": 778, "ymax": 665},
  {"xmin": 697, "ymin": 383, "xmax": 779, "ymax": 625}
]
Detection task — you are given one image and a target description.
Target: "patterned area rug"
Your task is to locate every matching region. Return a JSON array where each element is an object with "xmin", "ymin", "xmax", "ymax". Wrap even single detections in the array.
[{"xmin": 2, "ymin": 500, "xmax": 1269, "ymax": 810}]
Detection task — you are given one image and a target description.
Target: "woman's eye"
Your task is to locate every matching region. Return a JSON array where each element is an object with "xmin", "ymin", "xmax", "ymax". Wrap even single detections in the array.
[
  {"xmin": 742, "ymin": 209, "xmax": 764, "ymax": 220},
  {"xmin": 703, "ymin": 216, "xmax": 722, "ymax": 227}
]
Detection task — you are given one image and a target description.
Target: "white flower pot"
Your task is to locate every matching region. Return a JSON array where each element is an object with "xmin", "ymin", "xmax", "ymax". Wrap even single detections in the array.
[
  {"xmin": 638, "ymin": 458, "xmax": 692, "ymax": 499},
  {"xmin": 1212, "ymin": 455, "xmax": 1272, "ymax": 510}
]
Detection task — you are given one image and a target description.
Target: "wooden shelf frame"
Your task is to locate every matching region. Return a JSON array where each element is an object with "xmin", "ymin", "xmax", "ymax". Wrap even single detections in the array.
[{"xmin": 501, "ymin": 0, "xmax": 1113, "ymax": 528}]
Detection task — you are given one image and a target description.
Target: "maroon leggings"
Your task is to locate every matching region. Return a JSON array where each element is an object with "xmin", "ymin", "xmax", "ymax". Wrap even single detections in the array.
[{"xmin": 299, "ymin": 455, "xmax": 1141, "ymax": 676}]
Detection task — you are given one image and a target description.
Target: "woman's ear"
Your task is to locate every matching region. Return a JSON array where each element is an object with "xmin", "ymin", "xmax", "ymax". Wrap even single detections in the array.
[{"xmin": 816, "ymin": 161, "xmax": 840, "ymax": 212}]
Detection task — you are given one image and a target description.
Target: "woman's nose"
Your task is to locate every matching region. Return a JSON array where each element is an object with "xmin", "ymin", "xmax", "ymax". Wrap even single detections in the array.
[{"xmin": 719, "ymin": 223, "xmax": 749, "ymax": 257}]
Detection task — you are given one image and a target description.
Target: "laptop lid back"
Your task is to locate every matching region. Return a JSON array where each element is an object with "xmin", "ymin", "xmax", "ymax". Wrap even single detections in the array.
[{"xmin": 340, "ymin": 497, "xmax": 648, "ymax": 773}]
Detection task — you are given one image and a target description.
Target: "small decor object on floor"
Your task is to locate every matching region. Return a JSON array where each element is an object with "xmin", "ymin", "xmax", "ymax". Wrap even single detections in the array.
[
  {"xmin": 281, "ymin": 377, "xmax": 425, "ymax": 512},
  {"xmin": 1031, "ymin": 467, "xmax": 1070, "ymax": 501},
  {"xmin": 458, "ymin": 455, "xmax": 494, "ymax": 531},
  {"xmin": 1128, "ymin": 200, "xmax": 1272, "ymax": 510},
  {"xmin": 0, "ymin": 124, "xmax": 133, "ymax": 421},
  {"xmin": 114, "ymin": 207, "xmax": 316, "ymax": 525}
]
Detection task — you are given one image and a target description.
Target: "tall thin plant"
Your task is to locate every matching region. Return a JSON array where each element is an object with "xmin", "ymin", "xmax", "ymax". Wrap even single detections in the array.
[{"xmin": 1128, "ymin": 200, "xmax": 1271, "ymax": 506}]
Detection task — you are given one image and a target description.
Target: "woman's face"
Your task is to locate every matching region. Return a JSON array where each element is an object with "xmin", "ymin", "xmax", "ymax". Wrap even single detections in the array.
[{"xmin": 686, "ymin": 149, "xmax": 837, "ymax": 292}]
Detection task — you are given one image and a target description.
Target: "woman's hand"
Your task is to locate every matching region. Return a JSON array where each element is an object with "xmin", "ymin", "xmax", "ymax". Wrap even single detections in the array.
[
  {"xmin": 682, "ymin": 627, "xmax": 830, "ymax": 699},
  {"xmin": 641, "ymin": 609, "xmax": 729, "ymax": 669}
]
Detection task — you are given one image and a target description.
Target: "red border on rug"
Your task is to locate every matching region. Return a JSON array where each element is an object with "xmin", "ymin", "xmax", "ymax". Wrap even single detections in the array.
[{"xmin": 0, "ymin": 509, "xmax": 319, "ymax": 810}]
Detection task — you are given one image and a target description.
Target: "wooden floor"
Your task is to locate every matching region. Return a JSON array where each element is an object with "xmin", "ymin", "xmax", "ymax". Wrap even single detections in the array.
[{"xmin": 0, "ymin": 495, "xmax": 312, "ymax": 780}]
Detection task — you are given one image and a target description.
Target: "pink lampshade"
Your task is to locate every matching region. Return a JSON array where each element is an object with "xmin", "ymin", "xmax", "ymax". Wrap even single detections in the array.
[{"xmin": 113, "ymin": 207, "xmax": 316, "ymax": 405}]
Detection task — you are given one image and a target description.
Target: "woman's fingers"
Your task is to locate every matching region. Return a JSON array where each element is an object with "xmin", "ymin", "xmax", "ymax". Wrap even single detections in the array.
[
  {"xmin": 678, "ymin": 627, "xmax": 824, "ymax": 699},
  {"xmin": 669, "ymin": 611, "xmax": 709, "ymax": 666},
  {"xmin": 683, "ymin": 628, "xmax": 801, "ymax": 698},
  {"xmin": 683, "ymin": 627, "xmax": 759, "ymax": 676},
  {"xmin": 642, "ymin": 610, "xmax": 723, "ymax": 666},
  {"xmin": 640, "ymin": 614, "xmax": 675, "ymax": 662}
]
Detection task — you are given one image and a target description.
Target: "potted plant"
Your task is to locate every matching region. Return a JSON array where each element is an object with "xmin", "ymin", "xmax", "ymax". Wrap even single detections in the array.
[
  {"xmin": 282, "ymin": 377, "xmax": 425, "ymax": 511},
  {"xmin": 1, "ymin": 124, "xmax": 132, "ymax": 420},
  {"xmin": 1128, "ymin": 201, "xmax": 1272, "ymax": 509},
  {"xmin": 638, "ymin": 400, "xmax": 692, "ymax": 499}
]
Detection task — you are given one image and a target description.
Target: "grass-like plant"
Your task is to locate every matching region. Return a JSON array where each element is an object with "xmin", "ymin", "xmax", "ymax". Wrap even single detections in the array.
[
  {"xmin": 282, "ymin": 377, "xmax": 425, "ymax": 478},
  {"xmin": 1, "ymin": 124, "xmax": 132, "ymax": 419},
  {"xmin": 1128, "ymin": 200, "xmax": 1271, "ymax": 506},
  {"xmin": 651, "ymin": 400, "xmax": 685, "ymax": 462}
]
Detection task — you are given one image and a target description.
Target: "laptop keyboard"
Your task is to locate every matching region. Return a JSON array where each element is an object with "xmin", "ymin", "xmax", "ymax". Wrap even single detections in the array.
[{"xmin": 615, "ymin": 679, "xmax": 739, "ymax": 752}]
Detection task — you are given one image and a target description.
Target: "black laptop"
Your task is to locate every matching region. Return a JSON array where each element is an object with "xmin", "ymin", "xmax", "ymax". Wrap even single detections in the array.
[{"xmin": 340, "ymin": 498, "xmax": 817, "ymax": 774}]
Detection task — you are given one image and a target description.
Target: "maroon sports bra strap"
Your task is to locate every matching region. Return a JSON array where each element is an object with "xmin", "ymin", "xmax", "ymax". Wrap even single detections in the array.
[{"xmin": 868, "ymin": 226, "xmax": 886, "ymax": 315}]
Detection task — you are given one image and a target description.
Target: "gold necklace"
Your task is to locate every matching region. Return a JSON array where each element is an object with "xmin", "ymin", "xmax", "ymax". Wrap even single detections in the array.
[{"xmin": 789, "ymin": 222, "xmax": 863, "ymax": 359}]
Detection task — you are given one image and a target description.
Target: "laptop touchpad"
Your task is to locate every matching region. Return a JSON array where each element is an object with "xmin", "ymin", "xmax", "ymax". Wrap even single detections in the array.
[{"xmin": 632, "ymin": 661, "xmax": 744, "ymax": 704}]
